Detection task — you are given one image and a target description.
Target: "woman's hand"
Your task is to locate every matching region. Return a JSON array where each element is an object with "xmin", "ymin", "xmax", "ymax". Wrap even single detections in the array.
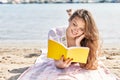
[
  {"xmin": 54, "ymin": 55, "xmax": 73, "ymax": 69},
  {"xmin": 75, "ymin": 34, "xmax": 85, "ymax": 47}
]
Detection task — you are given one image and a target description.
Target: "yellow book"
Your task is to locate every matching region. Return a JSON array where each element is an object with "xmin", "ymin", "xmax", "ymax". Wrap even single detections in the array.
[{"xmin": 47, "ymin": 39, "xmax": 89, "ymax": 63}]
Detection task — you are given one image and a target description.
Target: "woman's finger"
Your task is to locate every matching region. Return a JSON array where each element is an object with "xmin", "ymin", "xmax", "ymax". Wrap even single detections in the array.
[
  {"xmin": 67, "ymin": 58, "xmax": 73, "ymax": 64},
  {"xmin": 65, "ymin": 58, "xmax": 73, "ymax": 64},
  {"xmin": 60, "ymin": 55, "xmax": 64, "ymax": 61},
  {"xmin": 77, "ymin": 34, "xmax": 85, "ymax": 41}
]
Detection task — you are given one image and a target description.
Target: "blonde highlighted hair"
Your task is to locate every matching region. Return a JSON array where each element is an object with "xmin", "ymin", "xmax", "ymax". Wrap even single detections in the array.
[{"xmin": 69, "ymin": 9, "xmax": 100, "ymax": 70}]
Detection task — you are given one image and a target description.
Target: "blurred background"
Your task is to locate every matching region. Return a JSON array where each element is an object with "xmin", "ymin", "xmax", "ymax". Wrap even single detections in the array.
[
  {"xmin": 0, "ymin": 0, "xmax": 120, "ymax": 4},
  {"xmin": 0, "ymin": 1, "xmax": 120, "ymax": 80},
  {"xmin": 0, "ymin": 0, "xmax": 120, "ymax": 48}
]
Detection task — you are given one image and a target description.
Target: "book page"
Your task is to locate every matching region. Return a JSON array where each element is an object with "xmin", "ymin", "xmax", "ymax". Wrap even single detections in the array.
[
  {"xmin": 47, "ymin": 39, "xmax": 67, "ymax": 60},
  {"xmin": 67, "ymin": 47, "xmax": 89, "ymax": 63}
]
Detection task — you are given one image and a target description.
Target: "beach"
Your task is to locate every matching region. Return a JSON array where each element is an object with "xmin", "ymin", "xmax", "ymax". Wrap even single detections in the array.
[
  {"xmin": 0, "ymin": 3, "xmax": 120, "ymax": 80},
  {"xmin": 0, "ymin": 43, "xmax": 42, "ymax": 80},
  {"xmin": 0, "ymin": 43, "xmax": 120, "ymax": 80}
]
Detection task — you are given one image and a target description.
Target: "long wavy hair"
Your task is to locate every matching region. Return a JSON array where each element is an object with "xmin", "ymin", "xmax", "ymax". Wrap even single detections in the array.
[{"xmin": 69, "ymin": 9, "xmax": 100, "ymax": 70}]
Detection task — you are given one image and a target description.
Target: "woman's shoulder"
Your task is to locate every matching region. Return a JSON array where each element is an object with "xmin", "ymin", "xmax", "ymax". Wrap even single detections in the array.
[
  {"xmin": 49, "ymin": 26, "xmax": 67, "ymax": 33},
  {"xmin": 48, "ymin": 26, "xmax": 67, "ymax": 44},
  {"xmin": 48, "ymin": 26, "xmax": 67, "ymax": 38}
]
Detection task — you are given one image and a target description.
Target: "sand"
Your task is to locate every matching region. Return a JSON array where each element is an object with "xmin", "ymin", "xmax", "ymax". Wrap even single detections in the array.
[{"xmin": 0, "ymin": 43, "xmax": 120, "ymax": 80}]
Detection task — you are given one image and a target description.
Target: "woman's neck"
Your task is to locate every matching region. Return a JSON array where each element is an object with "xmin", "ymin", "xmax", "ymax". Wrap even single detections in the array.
[{"xmin": 67, "ymin": 37, "xmax": 76, "ymax": 47}]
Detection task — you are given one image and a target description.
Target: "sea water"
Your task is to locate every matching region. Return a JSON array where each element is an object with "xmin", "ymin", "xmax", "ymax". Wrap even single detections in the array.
[{"xmin": 0, "ymin": 3, "xmax": 120, "ymax": 47}]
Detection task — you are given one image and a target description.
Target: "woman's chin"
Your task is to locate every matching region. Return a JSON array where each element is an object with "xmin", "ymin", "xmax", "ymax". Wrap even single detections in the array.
[{"xmin": 71, "ymin": 35, "xmax": 77, "ymax": 39}]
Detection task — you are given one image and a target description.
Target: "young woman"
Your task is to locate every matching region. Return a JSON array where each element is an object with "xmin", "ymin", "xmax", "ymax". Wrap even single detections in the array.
[{"xmin": 17, "ymin": 9, "xmax": 118, "ymax": 80}]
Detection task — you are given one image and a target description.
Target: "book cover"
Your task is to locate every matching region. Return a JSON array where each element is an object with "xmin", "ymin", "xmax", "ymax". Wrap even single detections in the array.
[{"xmin": 47, "ymin": 39, "xmax": 89, "ymax": 63}]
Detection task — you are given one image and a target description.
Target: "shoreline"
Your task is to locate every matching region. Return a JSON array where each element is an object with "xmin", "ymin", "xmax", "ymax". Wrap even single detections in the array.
[
  {"xmin": 0, "ymin": 43, "xmax": 120, "ymax": 80},
  {"xmin": 0, "ymin": 41, "xmax": 120, "ymax": 48}
]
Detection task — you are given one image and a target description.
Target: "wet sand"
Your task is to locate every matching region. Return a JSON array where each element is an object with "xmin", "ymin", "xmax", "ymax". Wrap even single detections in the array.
[{"xmin": 0, "ymin": 44, "xmax": 120, "ymax": 80}]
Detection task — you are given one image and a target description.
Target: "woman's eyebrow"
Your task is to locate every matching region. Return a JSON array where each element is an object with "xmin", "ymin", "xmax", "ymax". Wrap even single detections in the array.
[{"xmin": 73, "ymin": 20, "xmax": 78, "ymax": 26}]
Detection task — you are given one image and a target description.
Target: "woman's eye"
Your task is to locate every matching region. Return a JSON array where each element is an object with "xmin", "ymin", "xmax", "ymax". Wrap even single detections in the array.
[
  {"xmin": 80, "ymin": 28, "xmax": 84, "ymax": 31},
  {"xmin": 73, "ymin": 23, "xmax": 77, "ymax": 27}
]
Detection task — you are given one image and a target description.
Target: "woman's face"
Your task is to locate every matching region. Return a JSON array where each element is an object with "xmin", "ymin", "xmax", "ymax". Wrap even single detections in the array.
[{"xmin": 67, "ymin": 16, "xmax": 85, "ymax": 39}]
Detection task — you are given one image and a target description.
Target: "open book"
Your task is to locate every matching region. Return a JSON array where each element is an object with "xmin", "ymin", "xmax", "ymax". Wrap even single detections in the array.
[{"xmin": 47, "ymin": 39, "xmax": 89, "ymax": 63}]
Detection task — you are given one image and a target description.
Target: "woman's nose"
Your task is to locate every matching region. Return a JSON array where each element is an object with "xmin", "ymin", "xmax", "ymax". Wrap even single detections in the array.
[
  {"xmin": 74, "ymin": 28, "xmax": 79, "ymax": 32},
  {"xmin": 73, "ymin": 28, "xmax": 76, "ymax": 32}
]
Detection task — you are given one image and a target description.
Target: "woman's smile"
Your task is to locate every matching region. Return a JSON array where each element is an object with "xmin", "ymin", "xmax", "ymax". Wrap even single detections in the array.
[{"xmin": 71, "ymin": 29, "xmax": 78, "ymax": 35}]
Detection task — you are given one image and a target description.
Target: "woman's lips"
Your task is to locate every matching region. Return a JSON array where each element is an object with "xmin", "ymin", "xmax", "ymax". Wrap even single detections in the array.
[{"xmin": 71, "ymin": 29, "xmax": 77, "ymax": 35}]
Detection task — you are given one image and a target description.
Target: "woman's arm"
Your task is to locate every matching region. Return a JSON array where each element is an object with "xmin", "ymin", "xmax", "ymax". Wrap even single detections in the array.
[
  {"xmin": 48, "ymin": 29, "xmax": 72, "ymax": 68},
  {"xmin": 75, "ymin": 34, "xmax": 85, "ymax": 47}
]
